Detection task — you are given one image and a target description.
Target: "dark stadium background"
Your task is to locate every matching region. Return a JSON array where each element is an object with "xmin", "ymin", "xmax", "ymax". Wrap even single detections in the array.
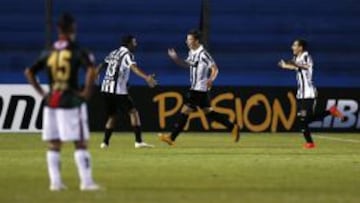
[
  {"xmin": 0, "ymin": 0, "xmax": 359, "ymax": 132},
  {"xmin": 0, "ymin": 0, "xmax": 359, "ymax": 87}
]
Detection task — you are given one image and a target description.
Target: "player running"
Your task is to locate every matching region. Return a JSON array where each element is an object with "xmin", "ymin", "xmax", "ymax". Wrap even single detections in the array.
[
  {"xmin": 97, "ymin": 35, "xmax": 157, "ymax": 149},
  {"xmin": 278, "ymin": 38, "xmax": 344, "ymax": 149},
  {"xmin": 24, "ymin": 13, "xmax": 100, "ymax": 191},
  {"xmin": 159, "ymin": 29, "xmax": 240, "ymax": 145}
]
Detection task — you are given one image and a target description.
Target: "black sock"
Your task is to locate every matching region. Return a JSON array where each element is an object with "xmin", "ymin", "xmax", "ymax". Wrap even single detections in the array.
[
  {"xmin": 299, "ymin": 116, "xmax": 314, "ymax": 143},
  {"xmin": 103, "ymin": 128, "xmax": 113, "ymax": 145},
  {"xmin": 207, "ymin": 111, "xmax": 234, "ymax": 131},
  {"xmin": 303, "ymin": 130, "xmax": 314, "ymax": 143},
  {"xmin": 171, "ymin": 113, "xmax": 189, "ymax": 141},
  {"xmin": 133, "ymin": 126, "xmax": 142, "ymax": 143}
]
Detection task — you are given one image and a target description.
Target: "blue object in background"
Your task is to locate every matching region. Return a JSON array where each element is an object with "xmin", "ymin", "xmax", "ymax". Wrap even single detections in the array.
[{"xmin": 0, "ymin": 0, "xmax": 359, "ymax": 87}]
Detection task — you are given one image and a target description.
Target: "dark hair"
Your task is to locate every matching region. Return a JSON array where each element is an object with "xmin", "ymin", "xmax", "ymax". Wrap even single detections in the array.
[
  {"xmin": 295, "ymin": 38, "xmax": 308, "ymax": 51},
  {"xmin": 121, "ymin": 35, "xmax": 135, "ymax": 47},
  {"xmin": 187, "ymin": 29, "xmax": 202, "ymax": 42},
  {"xmin": 57, "ymin": 13, "xmax": 75, "ymax": 33}
]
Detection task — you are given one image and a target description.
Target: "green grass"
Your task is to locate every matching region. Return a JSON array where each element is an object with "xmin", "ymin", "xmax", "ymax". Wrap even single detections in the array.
[{"xmin": 0, "ymin": 132, "xmax": 360, "ymax": 203}]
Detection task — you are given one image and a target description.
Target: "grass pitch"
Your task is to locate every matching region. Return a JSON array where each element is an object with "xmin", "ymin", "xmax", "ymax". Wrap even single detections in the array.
[{"xmin": 0, "ymin": 132, "xmax": 360, "ymax": 203}]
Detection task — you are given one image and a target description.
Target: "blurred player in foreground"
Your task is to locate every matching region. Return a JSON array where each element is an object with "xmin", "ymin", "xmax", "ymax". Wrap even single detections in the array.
[
  {"xmin": 24, "ymin": 13, "xmax": 100, "ymax": 191},
  {"xmin": 159, "ymin": 29, "xmax": 240, "ymax": 146},
  {"xmin": 97, "ymin": 35, "xmax": 157, "ymax": 149},
  {"xmin": 278, "ymin": 39, "xmax": 344, "ymax": 149}
]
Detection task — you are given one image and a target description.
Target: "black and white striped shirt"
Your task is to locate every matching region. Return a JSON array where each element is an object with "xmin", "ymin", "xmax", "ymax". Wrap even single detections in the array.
[
  {"xmin": 186, "ymin": 45, "xmax": 215, "ymax": 92},
  {"xmin": 101, "ymin": 46, "xmax": 136, "ymax": 95},
  {"xmin": 294, "ymin": 51, "xmax": 317, "ymax": 99}
]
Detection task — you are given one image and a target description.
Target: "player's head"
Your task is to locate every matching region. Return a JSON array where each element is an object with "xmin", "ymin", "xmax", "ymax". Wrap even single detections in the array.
[
  {"xmin": 57, "ymin": 13, "xmax": 76, "ymax": 41},
  {"xmin": 121, "ymin": 35, "xmax": 137, "ymax": 52},
  {"xmin": 186, "ymin": 29, "xmax": 202, "ymax": 50},
  {"xmin": 292, "ymin": 39, "xmax": 308, "ymax": 55}
]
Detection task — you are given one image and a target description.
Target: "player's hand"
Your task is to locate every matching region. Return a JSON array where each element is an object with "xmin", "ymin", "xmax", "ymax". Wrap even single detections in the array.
[
  {"xmin": 79, "ymin": 88, "xmax": 92, "ymax": 100},
  {"xmin": 145, "ymin": 74, "xmax": 158, "ymax": 88},
  {"xmin": 168, "ymin": 48, "xmax": 178, "ymax": 60},
  {"xmin": 278, "ymin": 59, "xmax": 286, "ymax": 68},
  {"xmin": 206, "ymin": 79, "xmax": 213, "ymax": 90}
]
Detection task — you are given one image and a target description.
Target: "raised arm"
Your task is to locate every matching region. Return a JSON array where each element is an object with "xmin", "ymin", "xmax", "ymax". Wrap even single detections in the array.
[
  {"xmin": 167, "ymin": 48, "xmax": 190, "ymax": 68},
  {"xmin": 130, "ymin": 64, "xmax": 157, "ymax": 88}
]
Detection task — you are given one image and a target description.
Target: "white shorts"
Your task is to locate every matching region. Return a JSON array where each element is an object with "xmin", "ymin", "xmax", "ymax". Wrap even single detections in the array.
[{"xmin": 42, "ymin": 104, "xmax": 90, "ymax": 142}]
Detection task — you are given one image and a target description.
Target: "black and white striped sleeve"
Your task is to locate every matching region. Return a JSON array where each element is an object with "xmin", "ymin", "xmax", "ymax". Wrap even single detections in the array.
[
  {"xmin": 123, "ymin": 53, "xmax": 137, "ymax": 67},
  {"xmin": 201, "ymin": 51, "xmax": 215, "ymax": 66}
]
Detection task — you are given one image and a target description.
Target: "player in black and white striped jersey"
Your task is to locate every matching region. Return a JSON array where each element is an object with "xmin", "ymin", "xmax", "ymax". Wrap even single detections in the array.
[
  {"xmin": 97, "ymin": 35, "xmax": 157, "ymax": 149},
  {"xmin": 279, "ymin": 39, "xmax": 344, "ymax": 149},
  {"xmin": 159, "ymin": 29, "xmax": 240, "ymax": 145}
]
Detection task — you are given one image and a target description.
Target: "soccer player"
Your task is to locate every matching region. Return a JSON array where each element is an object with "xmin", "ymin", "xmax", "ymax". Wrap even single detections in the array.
[
  {"xmin": 24, "ymin": 13, "xmax": 100, "ymax": 191},
  {"xmin": 98, "ymin": 35, "xmax": 157, "ymax": 149},
  {"xmin": 159, "ymin": 29, "xmax": 240, "ymax": 145},
  {"xmin": 278, "ymin": 39, "xmax": 344, "ymax": 149}
]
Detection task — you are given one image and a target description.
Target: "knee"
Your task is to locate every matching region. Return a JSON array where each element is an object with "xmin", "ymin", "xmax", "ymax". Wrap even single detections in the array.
[
  {"xmin": 106, "ymin": 116, "xmax": 117, "ymax": 128},
  {"xmin": 129, "ymin": 108, "xmax": 138, "ymax": 115},
  {"xmin": 48, "ymin": 140, "xmax": 62, "ymax": 151},
  {"xmin": 181, "ymin": 105, "xmax": 194, "ymax": 115},
  {"xmin": 74, "ymin": 141, "xmax": 88, "ymax": 150}
]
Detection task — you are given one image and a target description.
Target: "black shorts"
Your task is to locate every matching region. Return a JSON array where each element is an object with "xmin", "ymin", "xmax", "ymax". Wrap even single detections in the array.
[
  {"xmin": 297, "ymin": 98, "xmax": 316, "ymax": 116},
  {"xmin": 102, "ymin": 93, "xmax": 135, "ymax": 116},
  {"xmin": 184, "ymin": 90, "xmax": 211, "ymax": 109}
]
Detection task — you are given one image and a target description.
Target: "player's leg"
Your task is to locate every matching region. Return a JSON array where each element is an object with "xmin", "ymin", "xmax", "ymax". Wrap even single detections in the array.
[
  {"xmin": 159, "ymin": 104, "xmax": 194, "ymax": 145},
  {"xmin": 101, "ymin": 93, "xmax": 117, "ymax": 148},
  {"xmin": 58, "ymin": 104, "xmax": 99, "ymax": 191},
  {"xmin": 128, "ymin": 108, "xmax": 154, "ymax": 148},
  {"xmin": 120, "ymin": 95, "xmax": 153, "ymax": 148},
  {"xmin": 297, "ymin": 99, "xmax": 315, "ymax": 148},
  {"xmin": 204, "ymin": 108, "xmax": 240, "ymax": 142},
  {"xmin": 307, "ymin": 100, "xmax": 344, "ymax": 122},
  {"xmin": 159, "ymin": 91, "xmax": 196, "ymax": 145},
  {"xmin": 172, "ymin": 105, "xmax": 193, "ymax": 140},
  {"xmin": 201, "ymin": 92, "xmax": 240, "ymax": 142},
  {"xmin": 101, "ymin": 115, "xmax": 117, "ymax": 148},
  {"xmin": 43, "ymin": 106, "xmax": 67, "ymax": 191}
]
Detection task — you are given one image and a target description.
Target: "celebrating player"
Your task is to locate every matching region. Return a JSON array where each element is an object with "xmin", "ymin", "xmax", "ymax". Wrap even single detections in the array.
[
  {"xmin": 278, "ymin": 39, "xmax": 344, "ymax": 149},
  {"xmin": 24, "ymin": 13, "xmax": 100, "ymax": 191},
  {"xmin": 98, "ymin": 35, "xmax": 157, "ymax": 149},
  {"xmin": 159, "ymin": 29, "xmax": 240, "ymax": 145}
]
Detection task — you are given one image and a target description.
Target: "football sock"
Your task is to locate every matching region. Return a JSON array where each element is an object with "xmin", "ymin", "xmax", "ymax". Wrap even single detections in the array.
[
  {"xmin": 299, "ymin": 116, "xmax": 314, "ymax": 143},
  {"xmin": 103, "ymin": 128, "xmax": 113, "ymax": 145},
  {"xmin": 207, "ymin": 111, "xmax": 234, "ymax": 130},
  {"xmin": 74, "ymin": 150, "xmax": 94, "ymax": 186},
  {"xmin": 47, "ymin": 150, "xmax": 62, "ymax": 186},
  {"xmin": 133, "ymin": 126, "xmax": 143, "ymax": 143},
  {"xmin": 170, "ymin": 113, "xmax": 189, "ymax": 141},
  {"xmin": 303, "ymin": 130, "xmax": 314, "ymax": 143}
]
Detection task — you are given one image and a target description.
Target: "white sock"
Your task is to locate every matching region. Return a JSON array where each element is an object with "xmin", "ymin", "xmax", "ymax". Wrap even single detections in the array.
[
  {"xmin": 74, "ymin": 150, "xmax": 94, "ymax": 186},
  {"xmin": 46, "ymin": 150, "xmax": 62, "ymax": 186}
]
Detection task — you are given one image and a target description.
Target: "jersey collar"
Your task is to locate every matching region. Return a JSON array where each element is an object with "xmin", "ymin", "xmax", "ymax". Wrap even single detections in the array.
[{"xmin": 190, "ymin": 45, "xmax": 204, "ymax": 54}]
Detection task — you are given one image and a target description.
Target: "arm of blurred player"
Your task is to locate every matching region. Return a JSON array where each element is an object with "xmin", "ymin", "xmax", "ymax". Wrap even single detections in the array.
[
  {"xmin": 24, "ymin": 68, "xmax": 46, "ymax": 97},
  {"xmin": 79, "ymin": 66, "xmax": 97, "ymax": 100},
  {"xmin": 207, "ymin": 64, "xmax": 219, "ymax": 89},
  {"xmin": 278, "ymin": 59, "xmax": 299, "ymax": 70},
  {"xmin": 168, "ymin": 48, "xmax": 190, "ymax": 68},
  {"xmin": 278, "ymin": 59, "xmax": 311, "ymax": 70},
  {"xmin": 95, "ymin": 63, "xmax": 107, "ymax": 76},
  {"xmin": 130, "ymin": 64, "xmax": 157, "ymax": 88}
]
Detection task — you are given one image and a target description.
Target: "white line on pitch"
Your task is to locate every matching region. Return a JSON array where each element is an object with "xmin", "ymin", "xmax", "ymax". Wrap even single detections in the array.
[{"xmin": 315, "ymin": 135, "xmax": 360, "ymax": 143}]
